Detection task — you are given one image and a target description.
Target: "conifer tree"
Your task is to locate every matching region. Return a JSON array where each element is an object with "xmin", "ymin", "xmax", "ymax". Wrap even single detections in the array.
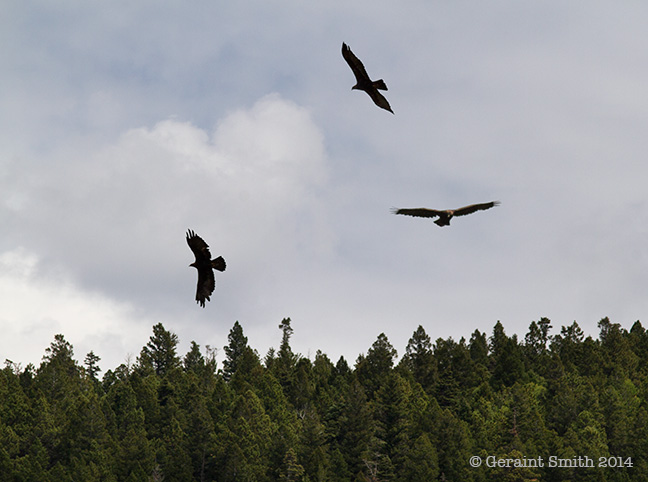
[
  {"xmin": 468, "ymin": 329, "xmax": 489, "ymax": 365},
  {"xmin": 106, "ymin": 381, "xmax": 155, "ymax": 479},
  {"xmin": 277, "ymin": 317, "xmax": 298, "ymax": 371},
  {"xmin": 138, "ymin": 323, "xmax": 181, "ymax": 377},
  {"xmin": 401, "ymin": 325, "xmax": 438, "ymax": 392},
  {"xmin": 373, "ymin": 372, "xmax": 412, "ymax": 476},
  {"xmin": 489, "ymin": 322, "xmax": 525, "ymax": 388},
  {"xmin": 84, "ymin": 351, "xmax": 102, "ymax": 381},
  {"xmin": 223, "ymin": 321, "xmax": 249, "ymax": 381},
  {"xmin": 279, "ymin": 447, "xmax": 305, "ymax": 481},
  {"xmin": 5, "ymin": 315, "xmax": 648, "ymax": 479},
  {"xmin": 356, "ymin": 333, "xmax": 397, "ymax": 398},
  {"xmin": 297, "ymin": 407, "xmax": 329, "ymax": 480},
  {"xmin": 184, "ymin": 341, "xmax": 205, "ymax": 373},
  {"xmin": 400, "ymin": 433, "xmax": 439, "ymax": 481},
  {"xmin": 337, "ymin": 378, "xmax": 373, "ymax": 478}
]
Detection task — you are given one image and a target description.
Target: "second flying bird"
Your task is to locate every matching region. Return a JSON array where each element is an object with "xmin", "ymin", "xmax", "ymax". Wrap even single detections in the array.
[{"xmin": 342, "ymin": 42, "xmax": 394, "ymax": 114}]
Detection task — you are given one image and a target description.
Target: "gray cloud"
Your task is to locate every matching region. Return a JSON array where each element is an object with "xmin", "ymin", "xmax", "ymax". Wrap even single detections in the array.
[{"xmin": 2, "ymin": 2, "xmax": 648, "ymax": 370}]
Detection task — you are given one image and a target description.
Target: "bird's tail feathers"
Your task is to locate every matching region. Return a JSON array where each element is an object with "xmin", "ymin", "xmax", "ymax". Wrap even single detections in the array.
[
  {"xmin": 373, "ymin": 79, "xmax": 388, "ymax": 91},
  {"xmin": 212, "ymin": 256, "xmax": 226, "ymax": 272}
]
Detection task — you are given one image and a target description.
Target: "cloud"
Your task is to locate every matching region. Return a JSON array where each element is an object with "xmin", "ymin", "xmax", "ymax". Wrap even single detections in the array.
[
  {"xmin": 0, "ymin": 246, "xmax": 150, "ymax": 371},
  {"xmin": 1, "ymin": 94, "xmax": 334, "ymax": 367},
  {"xmin": 3, "ymin": 2, "xmax": 648, "ymax": 372}
]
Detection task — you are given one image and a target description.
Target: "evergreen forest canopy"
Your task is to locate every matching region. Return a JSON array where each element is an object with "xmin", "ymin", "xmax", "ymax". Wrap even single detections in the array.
[{"xmin": 1, "ymin": 317, "xmax": 648, "ymax": 481}]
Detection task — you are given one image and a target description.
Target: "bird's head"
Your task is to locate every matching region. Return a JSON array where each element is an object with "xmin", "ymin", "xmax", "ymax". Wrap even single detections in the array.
[
  {"xmin": 351, "ymin": 84, "xmax": 359, "ymax": 91},
  {"xmin": 189, "ymin": 262, "xmax": 197, "ymax": 268}
]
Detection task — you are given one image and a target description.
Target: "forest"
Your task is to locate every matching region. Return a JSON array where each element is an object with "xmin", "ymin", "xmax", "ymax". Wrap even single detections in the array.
[{"xmin": 1, "ymin": 316, "xmax": 647, "ymax": 481}]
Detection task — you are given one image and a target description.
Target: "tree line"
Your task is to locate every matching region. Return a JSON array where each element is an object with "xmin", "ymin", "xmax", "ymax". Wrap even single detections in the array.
[{"xmin": 1, "ymin": 316, "xmax": 647, "ymax": 481}]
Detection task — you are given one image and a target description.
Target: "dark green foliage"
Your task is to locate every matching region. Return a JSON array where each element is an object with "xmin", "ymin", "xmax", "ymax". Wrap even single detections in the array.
[
  {"xmin": 469, "ymin": 329, "xmax": 489, "ymax": 366},
  {"xmin": 137, "ymin": 322, "xmax": 181, "ymax": 376},
  {"xmin": 84, "ymin": 351, "xmax": 102, "ymax": 381},
  {"xmin": 400, "ymin": 325, "xmax": 438, "ymax": 393},
  {"xmin": 434, "ymin": 336, "xmax": 481, "ymax": 407},
  {"xmin": 1, "ymin": 318, "xmax": 648, "ymax": 480},
  {"xmin": 336, "ymin": 378, "xmax": 373, "ymax": 478},
  {"xmin": 356, "ymin": 333, "xmax": 397, "ymax": 398},
  {"xmin": 280, "ymin": 447, "xmax": 305, "ymax": 481},
  {"xmin": 489, "ymin": 322, "xmax": 526, "ymax": 389},
  {"xmin": 223, "ymin": 321, "xmax": 248, "ymax": 382}
]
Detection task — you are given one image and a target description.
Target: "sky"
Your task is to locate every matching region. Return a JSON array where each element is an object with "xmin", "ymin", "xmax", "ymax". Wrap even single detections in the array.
[{"xmin": 2, "ymin": 1, "xmax": 648, "ymax": 373}]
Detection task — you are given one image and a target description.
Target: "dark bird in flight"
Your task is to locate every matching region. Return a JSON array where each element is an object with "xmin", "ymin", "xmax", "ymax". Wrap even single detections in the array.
[
  {"xmin": 342, "ymin": 42, "xmax": 393, "ymax": 113},
  {"xmin": 392, "ymin": 201, "xmax": 500, "ymax": 227},
  {"xmin": 186, "ymin": 229, "xmax": 226, "ymax": 307}
]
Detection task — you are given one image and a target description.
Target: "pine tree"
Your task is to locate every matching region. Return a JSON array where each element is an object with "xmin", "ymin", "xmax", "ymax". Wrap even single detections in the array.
[
  {"xmin": 489, "ymin": 322, "xmax": 525, "ymax": 389},
  {"xmin": 275, "ymin": 317, "xmax": 299, "ymax": 389},
  {"xmin": 181, "ymin": 375, "xmax": 215, "ymax": 481},
  {"xmin": 524, "ymin": 318, "xmax": 552, "ymax": 357},
  {"xmin": 602, "ymin": 377, "xmax": 640, "ymax": 457},
  {"xmin": 337, "ymin": 379, "xmax": 373, "ymax": 478},
  {"xmin": 290, "ymin": 358, "xmax": 315, "ymax": 411},
  {"xmin": 223, "ymin": 321, "xmax": 249, "ymax": 382},
  {"xmin": 550, "ymin": 321, "xmax": 589, "ymax": 373},
  {"xmin": 356, "ymin": 333, "xmax": 397, "ymax": 398},
  {"xmin": 372, "ymin": 372, "xmax": 412, "ymax": 477},
  {"xmin": 36, "ymin": 334, "xmax": 85, "ymax": 469},
  {"xmin": 598, "ymin": 317, "xmax": 638, "ymax": 378},
  {"xmin": 327, "ymin": 444, "xmax": 351, "ymax": 482},
  {"xmin": 137, "ymin": 323, "xmax": 181, "ymax": 377},
  {"xmin": 524, "ymin": 318, "xmax": 552, "ymax": 377},
  {"xmin": 311, "ymin": 350, "xmax": 336, "ymax": 413},
  {"xmin": 434, "ymin": 408, "xmax": 474, "ymax": 482},
  {"xmin": 279, "ymin": 318, "xmax": 295, "ymax": 359},
  {"xmin": 106, "ymin": 381, "xmax": 155, "ymax": 479},
  {"xmin": 468, "ymin": 329, "xmax": 489, "ymax": 366},
  {"xmin": 65, "ymin": 382, "xmax": 113, "ymax": 479},
  {"xmin": 157, "ymin": 415, "xmax": 194, "ymax": 481},
  {"xmin": 227, "ymin": 390, "xmax": 274, "ymax": 480},
  {"xmin": 488, "ymin": 448, "xmax": 540, "ymax": 482},
  {"xmin": 84, "ymin": 351, "xmax": 102, "ymax": 381},
  {"xmin": 434, "ymin": 337, "xmax": 479, "ymax": 407},
  {"xmin": 184, "ymin": 341, "xmax": 205, "ymax": 373},
  {"xmin": 297, "ymin": 407, "xmax": 329, "ymax": 481},
  {"xmin": 39, "ymin": 334, "xmax": 79, "ymax": 400},
  {"xmin": 401, "ymin": 325, "xmax": 438, "ymax": 393},
  {"xmin": 280, "ymin": 447, "xmax": 305, "ymax": 481},
  {"xmin": 400, "ymin": 433, "xmax": 439, "ymax": 481}
]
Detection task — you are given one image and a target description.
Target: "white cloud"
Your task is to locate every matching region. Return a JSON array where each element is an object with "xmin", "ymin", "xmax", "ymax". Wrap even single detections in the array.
[
  {"xmin": 1, "ymin": 93, "xmax": 335, "ymax": 367},
  {"xmin": 3, "ymin": 2, "xmax": 648, "ymax": 371},
  {"xmin": 0, "ymin": 247, "xmax": 150, "ymax": 370}
]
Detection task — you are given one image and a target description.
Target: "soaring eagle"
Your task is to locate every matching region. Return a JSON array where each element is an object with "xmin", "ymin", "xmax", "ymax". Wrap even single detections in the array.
[
  {"xmin": 186, "ymin": 229, "xmax": 226, "ymax": 307},
  {"xmin": 342, "ymin": 42, "xmax": 393, "ymax": 114},
  {"xmin": 392, "ymin": 201, "xmax": 500, "ymax": 226}
]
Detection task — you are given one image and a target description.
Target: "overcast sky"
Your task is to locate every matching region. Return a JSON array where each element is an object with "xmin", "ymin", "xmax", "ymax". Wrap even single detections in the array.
[{"xmin": 2, "ymin": 1, "xmax": 648, "ymax": 372}]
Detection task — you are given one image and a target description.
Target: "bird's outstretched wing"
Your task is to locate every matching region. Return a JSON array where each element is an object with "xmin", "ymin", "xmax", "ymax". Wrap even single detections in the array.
[
  {"xmin": 195, "ymin": 267, "xmax": 215, "ymax": 308},
  {"xmin": 186, "ymin": 229, "xmax": 212, "ymax": 262},
  {"xmin": 452, "ymin": 201, "xmax": 501, "ymax": 217},
  {"xmin": 368, "ymin": 89, "xmax": 393, "ymax": 113},
  {"xmin": 392, "ymin": 207, "xmax": 445, "ymax": 218},
  {"xmin": 342, "ymin": 42, "xmax": 370, "ymax": 85}
]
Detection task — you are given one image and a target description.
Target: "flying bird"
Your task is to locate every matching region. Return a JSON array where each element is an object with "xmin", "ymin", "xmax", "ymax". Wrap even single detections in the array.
[
  {"xmin": 342, "ymin": 42, "xmax": 393, "ymax": 113},
  {"xmin": 186, "ymin": 229, "xmax": 226, "ymax": 307},
  {"xmin": 392, "ymin": 201, "xmax": 500, "ymax": 227}
]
